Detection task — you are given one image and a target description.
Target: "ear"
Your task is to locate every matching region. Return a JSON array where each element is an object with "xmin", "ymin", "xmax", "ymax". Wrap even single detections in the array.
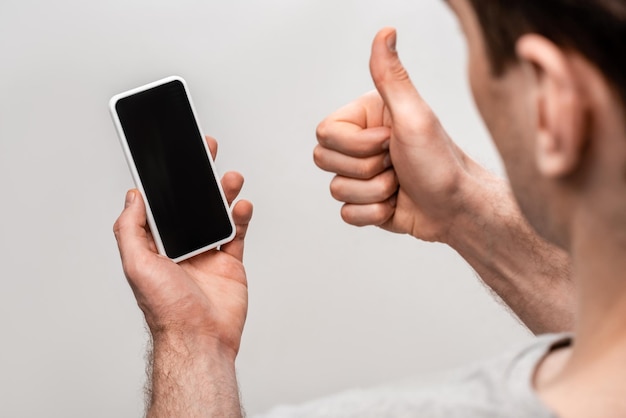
[{"xmin": 516, "ymin": 34, "xmax": 589, "ymax": 178}]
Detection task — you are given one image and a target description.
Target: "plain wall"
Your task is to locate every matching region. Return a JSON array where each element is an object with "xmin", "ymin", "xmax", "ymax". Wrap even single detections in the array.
[{"xmin": 0, "ymin": 0, "xmax": 532, "ymax": 416}]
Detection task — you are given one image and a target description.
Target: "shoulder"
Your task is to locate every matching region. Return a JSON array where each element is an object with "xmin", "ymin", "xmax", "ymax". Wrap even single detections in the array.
[
  {"xmin": 252, "ymin": 334, "xmax": 570, "ymax": 418},
  {"xmin": 441, "ymin": 333, "xmax": 571, "ymax": 416}
]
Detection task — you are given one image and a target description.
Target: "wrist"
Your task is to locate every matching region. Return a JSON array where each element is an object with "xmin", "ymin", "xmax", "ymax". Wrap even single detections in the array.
[
  {"xmin": 443, "ymin": 170, "xmax": 511, "ymax": 249},
  {"xmin": 151, "ymin": 329, "xmax": 239, "ymax": 366},
  {"xmin": 147, "ymin": 328, "xmax": 243, "ymax": 417}
]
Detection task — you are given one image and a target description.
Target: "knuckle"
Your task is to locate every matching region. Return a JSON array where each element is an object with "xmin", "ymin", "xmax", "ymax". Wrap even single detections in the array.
[
  {"xmin": 121, "ymin": 256, "xmax": 140, "ymax": 280},
  {"xmin": 312, "ymin": 146, "xmax": 326, "ymax": 168},
  {"xmin": 122, "ymin": 252, "xmax": 150, "ymax": 281},
  {"xmin": 372, "ymin": 203, "xmax": 392, "ymax": 225},
  {"xmin": 391, "ymin": 63, "xmax": 411, "ymax": 85},
  {"xmin": 372, "ymin": 60, "xmax": 410, "ymax": 88},
  {"xmin": 340, "ymin": 205, "xmax": 358, "ymax": 226},
  {"xmin": 329, "ymin": 178, "xmax": 344, "ymax": 200},
  {"xmin": 112, "ymin": 219, "xmax": 121, "ymax": 237},
  {"xmin": 316, "ymin": 120, "xmax": 331, "ymax": 143},
  {"xmin": 113, "ymin": 217, "xmax": 127, "ymax": 241},
  {"xmin": 113, "ymin": 216, "xmax": 128, "ymax": 233}
]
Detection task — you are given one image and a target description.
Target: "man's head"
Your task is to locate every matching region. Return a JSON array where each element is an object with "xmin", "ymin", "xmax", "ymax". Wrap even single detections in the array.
[
  {"xmin": 449, "ymin": 0, "xmax": 626, "ymax": 250},
  {"xmin": 466, "ymin": 0, "xmax": 626, "ymax": 105}
]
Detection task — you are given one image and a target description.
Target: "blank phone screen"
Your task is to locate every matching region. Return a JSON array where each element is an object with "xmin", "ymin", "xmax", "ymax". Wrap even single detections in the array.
[{"xmin": 115, "ymin": 80, "xmax": 233, "ymax": 260}]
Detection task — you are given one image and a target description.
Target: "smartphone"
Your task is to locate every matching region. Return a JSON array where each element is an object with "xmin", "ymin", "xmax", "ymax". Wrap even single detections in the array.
[{"xmin": 109, "ymin": 76, "xmax": 235, "ymax": 263}]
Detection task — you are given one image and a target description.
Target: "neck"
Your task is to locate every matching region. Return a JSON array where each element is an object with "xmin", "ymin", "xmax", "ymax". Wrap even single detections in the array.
[
  {"xmin": 568, "ymin": 206, "xmax": 626, "ymax": 365},
  {"xmin": 533, "ymin": 81, "xmax": 626, "ymax": 416},
  {"xmin": 537, "ymin": 206, "xmax": 626, "ymax": 415}
]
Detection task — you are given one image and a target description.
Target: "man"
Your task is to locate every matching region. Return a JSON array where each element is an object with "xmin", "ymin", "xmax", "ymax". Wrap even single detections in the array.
[{"xmin": 113, "ymin": 0, "xmax": 626, "ymax": 416}]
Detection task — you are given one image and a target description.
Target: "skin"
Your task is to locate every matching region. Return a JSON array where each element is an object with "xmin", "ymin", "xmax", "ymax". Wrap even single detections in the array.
[
  {"xmin": 114, "ymin": 137, "xmax": 252, "ymax": 417},
  {"xmin": 314, "ymin": 29, "xmax": 574, "ymax": 333},
  {"xmin": 113, "ymin": 0, "xmax": 626, "ymax": 413},
  {"xmin": 447, "ymin": 0, "xmax": 626, "ymax": 416}
]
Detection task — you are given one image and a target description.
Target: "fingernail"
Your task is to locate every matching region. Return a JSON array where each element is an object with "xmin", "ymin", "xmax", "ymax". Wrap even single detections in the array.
[
  {"xmin": 390, "ymin": 195, "xmax": 398, "ymax": 208},
  {"xmin": 125, "ymin": 190, "xmax": 136, "ymax": 208},
  {"xmin": 386, "ymin": 31, "xmax": 397, "ymax": 53}
]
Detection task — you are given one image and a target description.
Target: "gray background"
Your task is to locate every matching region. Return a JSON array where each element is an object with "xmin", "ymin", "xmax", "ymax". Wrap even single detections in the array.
[{"xmin": 0, "ymin": 0, "xmax": 532, "ymax": 416}]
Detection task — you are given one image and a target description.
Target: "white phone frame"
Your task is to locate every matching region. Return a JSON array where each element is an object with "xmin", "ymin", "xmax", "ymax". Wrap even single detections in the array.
[{"xmin": 109, "ymin": 75, "xmax": 236, "ymax": 263}]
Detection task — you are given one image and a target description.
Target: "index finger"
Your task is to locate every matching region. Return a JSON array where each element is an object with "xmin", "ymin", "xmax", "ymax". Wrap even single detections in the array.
[{"xmin": 316, "ymin": 92, "xmax": 391, "ymax": 158}]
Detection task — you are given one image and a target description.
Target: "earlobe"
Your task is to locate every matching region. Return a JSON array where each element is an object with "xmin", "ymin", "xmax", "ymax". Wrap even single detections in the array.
[{"xmin": 516, "ymin": 34, "xmax": 589, "ymax": 179}]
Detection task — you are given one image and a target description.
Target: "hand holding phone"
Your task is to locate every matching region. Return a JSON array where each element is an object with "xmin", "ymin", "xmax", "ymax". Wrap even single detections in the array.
[
  {"xmin": 111, "ymin": 78, "xmax": 253, "ymax": 416},
  {"xmin": 110, "ymin": 76, "xmax": 235, "ymax": 262}
]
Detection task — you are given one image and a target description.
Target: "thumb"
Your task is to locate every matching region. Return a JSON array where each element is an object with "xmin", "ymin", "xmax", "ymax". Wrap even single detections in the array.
[
  {"xmin": 369, "ymin": 28, "xmax": 426, "ymax": 121},
  {"xmin": 113, "ymin": 189, "xmax": 153, "ymax": 263}
]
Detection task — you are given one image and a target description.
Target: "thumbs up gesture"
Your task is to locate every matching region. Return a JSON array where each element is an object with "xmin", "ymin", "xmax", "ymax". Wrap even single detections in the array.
[{"xmin": 315, "ymin": 28, "xmax": 484, "ymax": 243}]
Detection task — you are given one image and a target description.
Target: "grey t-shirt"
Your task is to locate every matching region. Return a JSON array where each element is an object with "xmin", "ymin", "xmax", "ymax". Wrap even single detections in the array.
[{"xmin": 253, "ymin": 334, "xmax": 570, "ymax": 418}]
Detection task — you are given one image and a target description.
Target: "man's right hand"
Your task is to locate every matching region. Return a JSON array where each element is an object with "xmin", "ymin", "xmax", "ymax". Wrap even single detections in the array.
[
  {"xmin": 315, "ymin": 27, "xmax": 575, "ymax": 334},
  {"xmin": 315, "ymin": 27, "xmax": 484, "ymax": 244}
]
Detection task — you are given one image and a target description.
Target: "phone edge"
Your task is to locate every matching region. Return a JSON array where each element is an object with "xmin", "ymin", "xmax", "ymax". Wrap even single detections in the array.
[{"xmin": 108, "ymin": 75, "xmax": 236, "ymax": 263}]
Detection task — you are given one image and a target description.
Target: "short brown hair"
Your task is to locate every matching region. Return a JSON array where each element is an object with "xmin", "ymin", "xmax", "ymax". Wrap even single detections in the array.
[{"xmin": 467, "ymin": 0, "xmax": 626, "ymax": 105}]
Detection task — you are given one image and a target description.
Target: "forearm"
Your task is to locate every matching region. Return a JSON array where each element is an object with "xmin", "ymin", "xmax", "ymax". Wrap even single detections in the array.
[
  {"xmin": 446, "ymin": 173, "xmax": 575, "ymax": 334},
  {"xmin": 146, "ymin": 332, "xmax": 243, "ymax": 418}
]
